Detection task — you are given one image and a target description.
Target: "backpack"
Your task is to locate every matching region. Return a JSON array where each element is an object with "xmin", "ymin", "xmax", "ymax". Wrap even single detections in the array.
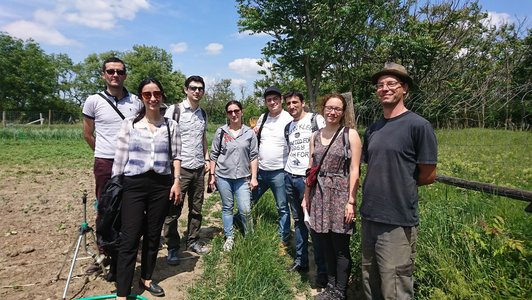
[
  {"xmin": 284, "ymin": 113, "xmax": 319, "ymax": 147},
  {"xmin": 172, "ymin": 103, "xmax": 207, "ymax": 123},
  {"xmin": 256, "ymin": 113, "xmax": 268, "ymax": 148},
  {"xmin": 96, "ymin": 175, "xmax": 124, "ymax": 254}
]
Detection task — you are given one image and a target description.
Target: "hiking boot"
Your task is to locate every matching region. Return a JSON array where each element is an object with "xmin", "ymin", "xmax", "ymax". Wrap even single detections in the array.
[
  {"xmin": 188, "ymin": 242, "xmax": 210, "ymax": 254},
  {"xmin": 166, "ymin": 248, "xmax": 180, "ymax": 265},
  {"xmin": 223, "ymin": 237, "xmax": 234, "ymax": 252}
]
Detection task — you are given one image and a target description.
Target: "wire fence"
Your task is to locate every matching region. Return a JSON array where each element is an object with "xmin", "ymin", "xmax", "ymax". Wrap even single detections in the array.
[{"xmin": 1, "ymin": 110, "xmax": 81, "ymax": 127}]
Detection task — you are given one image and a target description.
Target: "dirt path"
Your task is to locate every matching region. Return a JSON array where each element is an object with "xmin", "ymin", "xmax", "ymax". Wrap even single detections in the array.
[
  {"xmin": 0, "ymin": 167, "xmax": 221, "ymax": 299},
  {"xmin": 0, "ymin": 167, "xmax": 327, "ymax": 299}
]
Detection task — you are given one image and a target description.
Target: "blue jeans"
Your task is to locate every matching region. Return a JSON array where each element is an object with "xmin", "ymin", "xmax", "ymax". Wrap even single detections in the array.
[
  {"xmin": 285, "ymin": 172, "xmax": 327, "ymax": 274},
  {"xmin": 252, "ymin": 169, "xmax": 291, "ymax": 244},
  {"xmin": 216, "ymin": 176, "xmax": 252, "ymax": 238}
]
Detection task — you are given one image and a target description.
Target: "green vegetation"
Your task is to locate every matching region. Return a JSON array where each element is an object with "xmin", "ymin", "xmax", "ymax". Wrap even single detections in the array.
[
  {"xmin": 1, "ymin": 126, "xmax": 529, "ymax": 298},
  {"xmin": 190, "ymin": 127, "xmax": 531, "ymax": 299}
]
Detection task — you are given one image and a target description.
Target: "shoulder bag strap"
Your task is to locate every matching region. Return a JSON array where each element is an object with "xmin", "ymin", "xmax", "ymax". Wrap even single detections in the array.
[
  {"xmin": 98, "ymin": 93, "xmax": 125, "ymax": 120},
  {"xmin": 317, "ymin": 126, "xmax": 343, "ymax": 166},
  {"xmin": 165, "ymin": 118, "xmax": 173, "ymax": 177}
]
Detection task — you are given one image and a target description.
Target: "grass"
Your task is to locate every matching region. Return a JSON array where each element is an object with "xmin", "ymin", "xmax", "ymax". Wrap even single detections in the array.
[
  {"xmin": 189, "ymin": 194, "xmax": 300, "ymax": 300},
  {"xmin": 1, "ymin": 125, "xmax": 530, "ymax": 299}
]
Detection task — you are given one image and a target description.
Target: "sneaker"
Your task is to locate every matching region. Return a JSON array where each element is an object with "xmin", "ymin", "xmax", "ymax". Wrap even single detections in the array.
[
  {"xmin": 188, "ymin": 242, "xmax": 210, "ymax": 254},
  {"xmin": 223, "ymin": 237, "xmax": 234, "ymax": 252},
  {"xmin": 287, "ymin": 262, "xmax": 309, "ymax": 273},
  {"xmin": 85, "ymin": 262, "xmax": 101, "ymax": 275},
  {"xmin": 166, "ymin": 248, "xmax": 180, "ymax": 265}
]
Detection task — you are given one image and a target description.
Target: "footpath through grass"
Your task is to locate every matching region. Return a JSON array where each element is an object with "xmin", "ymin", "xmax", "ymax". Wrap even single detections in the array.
[
  {"xmin": 1, "ymin": 126, "xmax": 530, "ymax": 298},
  {"xmin": 189, "ymin": 128, "xmax": 531, "ymax": 299}
]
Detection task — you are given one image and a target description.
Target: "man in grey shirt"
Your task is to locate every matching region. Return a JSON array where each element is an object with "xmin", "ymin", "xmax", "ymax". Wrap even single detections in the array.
[
  {"xmin": 361, "ymin": 62, "xmax": 437, "ymax": 299},
  {"xmin": 163, "ymin": 75, "xmax": 210, "ymax": 264}
]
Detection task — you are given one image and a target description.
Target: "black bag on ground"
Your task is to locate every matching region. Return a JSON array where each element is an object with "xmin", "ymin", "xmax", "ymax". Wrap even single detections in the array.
[{"xmin": 96, "ymin": 175, "xmax": 124, "ymax": 254}]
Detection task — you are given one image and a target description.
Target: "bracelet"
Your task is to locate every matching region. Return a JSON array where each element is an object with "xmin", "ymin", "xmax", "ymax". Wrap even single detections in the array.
[
  {"xmin": 205, "ymin": 159, "xmax": 210, "ymax": 161},
  {"xmin": 210, "ymin": 173, "xmax": 215, "ymax": 176},
  {"xmin": 347, "ymin": 202, "xmax": 355, "ymax": 205}
]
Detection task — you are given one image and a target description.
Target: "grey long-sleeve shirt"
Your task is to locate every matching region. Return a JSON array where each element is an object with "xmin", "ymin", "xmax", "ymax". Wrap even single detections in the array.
[{"xmin": 210, "ymin": 124, "xmax": 258, "ymax": 179}]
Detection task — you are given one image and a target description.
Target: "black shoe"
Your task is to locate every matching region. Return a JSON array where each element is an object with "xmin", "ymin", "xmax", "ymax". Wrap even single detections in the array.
[
  {"xmin": 139, "ymin": 279, "xmax": 165, "ymax": 297},
  {"xmin": 105, "ymin": 272, "xmax": 116, "ymax": 282},
  {"xmin": 287, "ymin": 262, "xmax": 309, "ymax": 273},
  {"xmin": 166, "ymin": 248, "xmax": 180, "ymax": 265},
  {"xmin": 316, "ymin": 273, "xmax": 328, "ymax": 288}
]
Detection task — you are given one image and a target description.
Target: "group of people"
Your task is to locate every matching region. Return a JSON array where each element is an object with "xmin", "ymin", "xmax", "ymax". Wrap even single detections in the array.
[{"xmin": 83, "ymin": 57, "xmax": 437, "ymax": 300}]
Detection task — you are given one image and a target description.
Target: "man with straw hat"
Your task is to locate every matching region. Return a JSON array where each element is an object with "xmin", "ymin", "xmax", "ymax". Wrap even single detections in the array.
[{"xmin": 360, "ymin": 62, "xmax": 438, "ymax": 299}]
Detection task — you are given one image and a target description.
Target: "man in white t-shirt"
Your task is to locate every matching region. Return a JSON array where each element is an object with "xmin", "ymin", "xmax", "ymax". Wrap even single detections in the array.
[
  {"xmin": 283, "ymin": 91, "xmax": 327, "ymax": 287},
  {"xmin": 252, "ymin": 86, "xmax": 293, "ymax": 248},
  {"xmin": 82, "ymin": 56, "xmax": 142, "ymax": 279}
]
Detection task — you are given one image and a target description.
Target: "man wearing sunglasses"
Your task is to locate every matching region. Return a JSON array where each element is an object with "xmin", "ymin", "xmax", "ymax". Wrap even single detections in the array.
[
  {"xmin": 82, "ymin": 57, "xmax": 143, "ymax": 277},
  {"xmin": 163, "ymin": 76, "xmax": 210, "ymax": 263}
]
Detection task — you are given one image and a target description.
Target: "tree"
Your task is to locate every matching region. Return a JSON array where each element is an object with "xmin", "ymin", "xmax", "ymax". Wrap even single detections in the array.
[
  {"xmin": 123, "ymin": 45, "xmax": 185, "ymax": 103},
  {"xmin": 0, "ymin": 33, "xmax": 57, "ymax": 112},
  {"xmin": 237, "ymin": 0, "xmax": 412, "ymax": 108},
  {"xmin": 203, "ymin": 79, "xmax": 236, "ymax": 124}
]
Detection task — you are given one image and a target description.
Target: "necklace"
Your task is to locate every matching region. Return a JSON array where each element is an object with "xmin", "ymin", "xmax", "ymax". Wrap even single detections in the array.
[{"xmin": 145, "ymin": 117, "xmax": 163, "ymax": 125}]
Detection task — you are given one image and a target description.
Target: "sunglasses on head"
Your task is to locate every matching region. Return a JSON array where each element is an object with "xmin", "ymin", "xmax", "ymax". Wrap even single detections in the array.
[
  {"xmin": 141, "ymin": 91, "xmax": 163, "ymax": 100},
  {"xmin": 105, "ymin": 69, "xmax": 126, "ymax": 76},
  {"xmin": 188, "ymin": 86, "xmax": 204, "ymax": 92}
]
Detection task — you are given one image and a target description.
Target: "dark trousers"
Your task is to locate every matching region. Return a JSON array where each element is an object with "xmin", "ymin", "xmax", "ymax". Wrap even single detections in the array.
[
  {"xmin": 163, "ymin": 167, "xmax": 205, "ymax": 249},
  {"xmin": 315, "ymin": 231, "xmax": 352, "ymax": 292},
  {"xmin": 116, "ymin": 171, "xmax": 171, "ymax": 297},
  {"xmin": 94, "ymin": 157, "xmax": 113, "ymax": 255},
  {"xmin": 93, "ymin": 157, "xmax": 114, "ymax": 202}
]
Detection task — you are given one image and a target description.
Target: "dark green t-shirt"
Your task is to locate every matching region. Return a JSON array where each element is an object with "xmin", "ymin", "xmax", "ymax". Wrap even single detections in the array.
[{"xmin": 361, "ymin": 111, "xmax": 437, "ymax": 226}]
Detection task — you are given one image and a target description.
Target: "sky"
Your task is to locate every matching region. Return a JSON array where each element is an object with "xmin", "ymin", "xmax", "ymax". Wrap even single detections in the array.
[{"xmin": 0, "ymin": 0, "xmax": 530, "ymax": 96}]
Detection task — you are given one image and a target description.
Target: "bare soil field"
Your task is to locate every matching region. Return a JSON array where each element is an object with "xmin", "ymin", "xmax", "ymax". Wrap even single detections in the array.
[
  {"xmin": 0, "ymin": 166, "xmax": 328, "ymax": 299},
  {"xmin": 0, "ymin": 167, "xmax": 222, "ymax": 300}
]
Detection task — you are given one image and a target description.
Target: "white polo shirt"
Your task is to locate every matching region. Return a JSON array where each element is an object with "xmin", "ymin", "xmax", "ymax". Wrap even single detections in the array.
[{"xmin": 82, "ymin": 91, "xmax": 142, "ymax": 159}]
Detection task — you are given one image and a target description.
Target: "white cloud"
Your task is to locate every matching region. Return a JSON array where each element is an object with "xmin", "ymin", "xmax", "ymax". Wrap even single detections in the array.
[
  {"xmin": 1, "ymin": 20, "xmax": 79, "ymax": 46},
  {"xmin": 483, "ymin": 11, "xmax": 513, "ymax": 28},
  {"xmin": 229, "ymin": 58, "xmax": 269, "ymax": 78},
  {"xmin": 61, "ymin": 0, "xmax": 150, "ymax": 30},
  {"xmin": 231, "ymin": 78, "xmax": 247, "ymax": 87},
  {"xmin": 1, "ymin": 0, "xmax": 151, "ymax": 47},
  {"xmin": 170, "ymin": 42, "xmax": 188, "ymax": 54},
  {"xmin": 205, "ymin": 43, "xmax": 223, "ymax": 55}
]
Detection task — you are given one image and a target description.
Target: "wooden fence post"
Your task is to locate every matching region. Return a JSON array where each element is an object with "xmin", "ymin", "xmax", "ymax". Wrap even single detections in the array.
[
  {"xmin": 341, "ymin": 92, "xmax": 356, "ymax": 129},
  {"xmin": 49, "ymin": 109, "xmax": 52, "ymax": 126},
  {"xmin": 2, "ymin": 111, "xmax": 5, "ymax": 127}
]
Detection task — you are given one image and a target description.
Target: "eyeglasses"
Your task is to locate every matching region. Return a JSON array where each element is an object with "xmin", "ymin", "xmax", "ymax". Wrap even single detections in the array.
[
  {"xmin": 226, "ymin": 109, "xmax": 241, "ymax": 114},
  {"xmin": 141, "ymin": 91, "xmax": 163, "ymax": 100},
  {"xmin": 105, "ymin": 69, "xmax": 126, "ymax": 76},
  {"xmin": 376, "ymin": 81, "xmax": 402, "ymax": 90},
  {"xmin": 188, "ymin": 86, "xmax": 204, "ymax": 92},
  {"xmin": 324, "ymin": 106, "xmax": 343, "ymax": 113}
]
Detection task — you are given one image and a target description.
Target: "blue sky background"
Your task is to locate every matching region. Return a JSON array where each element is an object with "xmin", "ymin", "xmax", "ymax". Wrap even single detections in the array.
[{"xmin": 0, "ymin": 0, "xmax": 530, "ymax": 96}]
